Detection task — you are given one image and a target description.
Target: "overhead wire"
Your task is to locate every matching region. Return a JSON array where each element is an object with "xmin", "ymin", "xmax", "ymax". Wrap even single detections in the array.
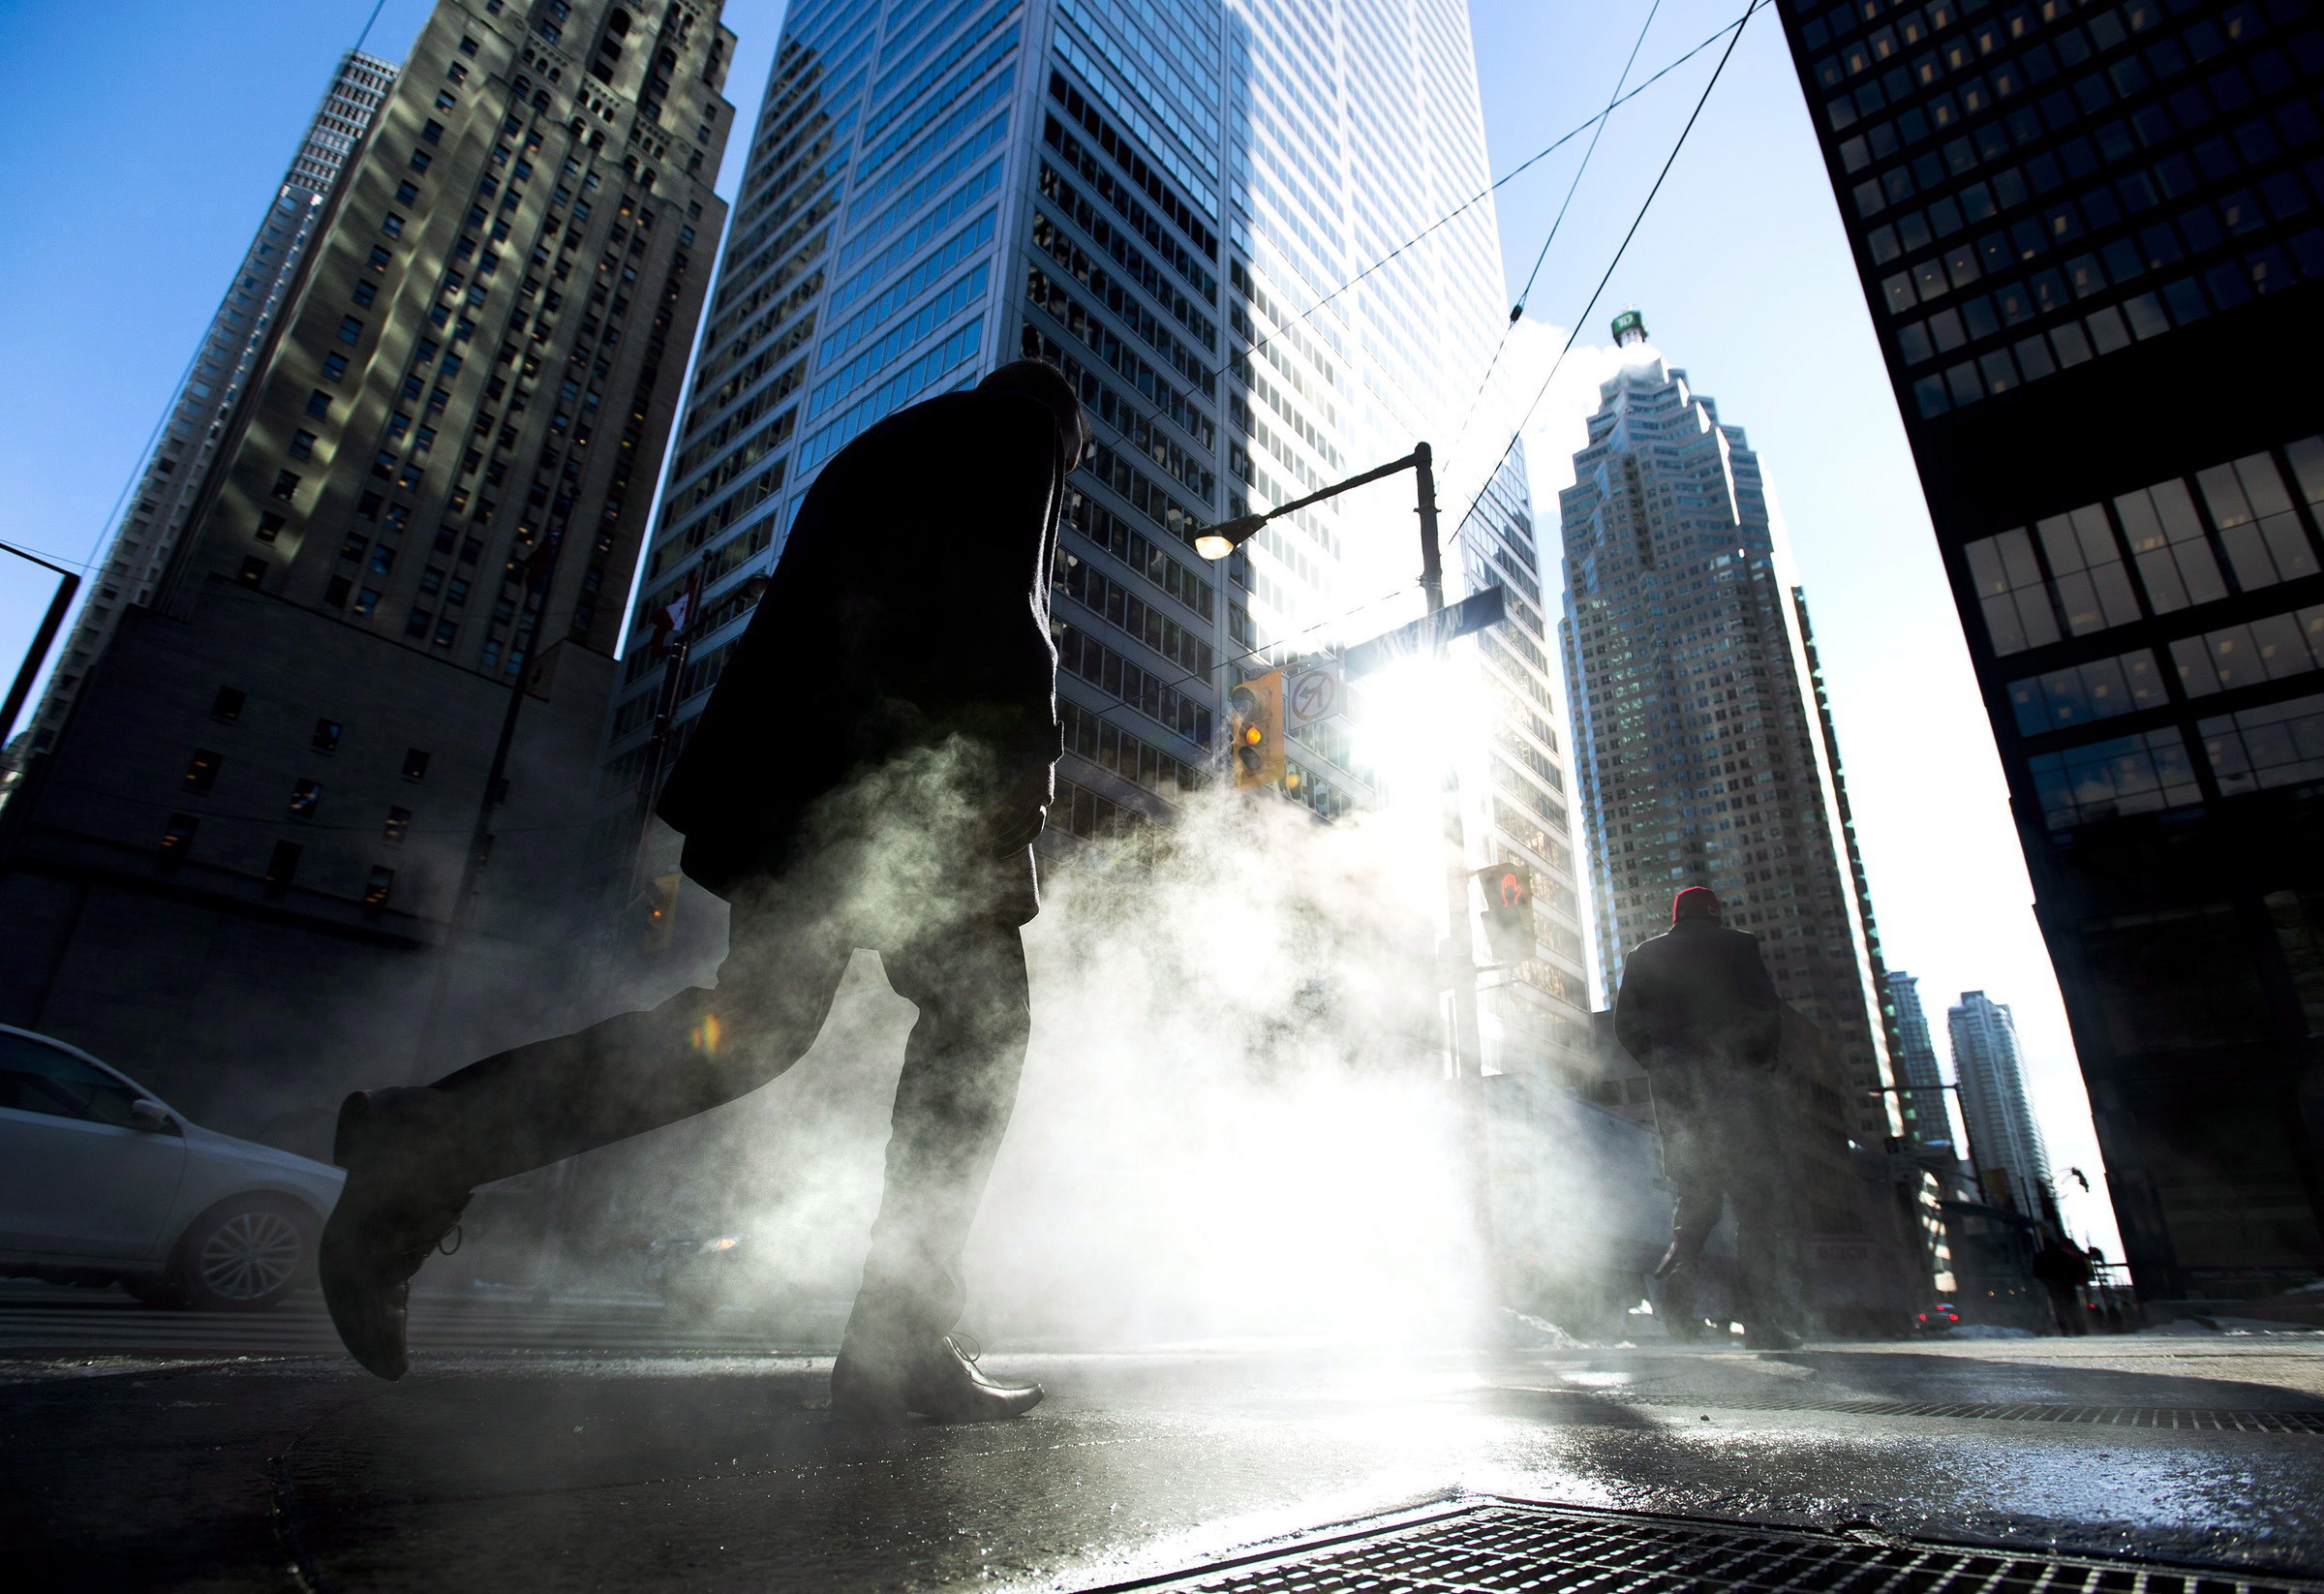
[
  {"xmin": 1208, "ymin": 0, "xmax": 1771, "ymax": 388},
  {"xmin": 1444, "ymin": 0, "xmax": 1666, "ymax": 461},
  {"xmin": 1448, "ymin": 0, "xmax": 1760, "ymax": 544}
]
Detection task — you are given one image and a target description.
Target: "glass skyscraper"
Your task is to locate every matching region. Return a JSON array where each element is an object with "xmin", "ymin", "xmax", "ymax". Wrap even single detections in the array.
[
  {"xmin": 1887, "ymin": 970, "xmax": 1959, "ymax": 1159},
  {"xmin": 604, "ymin": 0, "xmax": 1596, "ymax": 1091},
  {"xmin": 1556, "ymin": 316, "xmax": 1902, "ymax": 1147},
  {"xmin": 1949, "ymin": 989, "xmax": 2055, "ymax": 1213},
  {"xmin": 1774, "ymin": 0, "xmax": 2324, "ymax": 1295}
]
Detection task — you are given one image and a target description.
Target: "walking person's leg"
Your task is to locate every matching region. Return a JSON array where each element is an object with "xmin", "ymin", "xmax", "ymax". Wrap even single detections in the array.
[
  {"xmin": 832, "ymin": 917, "xmax": 1041, "ymax": 1420},
  {"xmin": 322, "ymin": 888, "xmax": 855, "ymax": 1378},
  {"xmin": 1655, "ymin": 1127, "xmax": 1723, "ymax": 1343}
]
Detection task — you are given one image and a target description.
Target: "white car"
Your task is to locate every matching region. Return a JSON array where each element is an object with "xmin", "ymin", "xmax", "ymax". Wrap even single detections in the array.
[{"xmin": 0, "ymin": 1023, "xmax": 344, "ymax": 1309}]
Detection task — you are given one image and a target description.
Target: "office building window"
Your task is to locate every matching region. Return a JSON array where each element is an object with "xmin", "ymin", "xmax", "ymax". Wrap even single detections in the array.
[
  {"xmin": 383, "ymin": 807, "xmax": 412, "ymax": 843},
  {"xmin": 2036, "ymin": 505, "xmax": 2140, "ymax": 637},
  {"xmin": 2201, "ymin": 693, "xmax": 2324, "ymax": 796},
  {"xmin": 364, "ymin": 866, "xmax": 395, "ymax": 908},
  {"xmin": 160, "ymin": 812, "xmax": 199, "ymax": 862},
  {"xmin": 1965, "ymin": 527, "xmax": 2060, "ymax": 654},
  {"xmin": 2115, "ymin": 477, "xmax": 2227, "ymax": 612},
  {"xmin": 2007, "ymin": 649, "xmax": 2164, "ymax": 736},
  {"xmin": 402, "ymin": 748, "xmax": 431, "ymax": 782},
  {"xmin": 2171, "ymin": 607, "xmax": 2324, "ymax": 697},
  {"xmin": 312, "ymin": 718, "xmax": 343, "ymax": 753},
  {"xmin": 210, "ymin": 686, "xmax": 245, "ymax": 722},
  {"xmin": 236, "ymin": 556, "xmax": 267, "ymax": 589},
  {"xmin": 289, "ymin": 779, "xmax": 322, "ymax": 819},
  {"xmin": 183, "ymin": 748, "xmax": 221, "ymax": 793},
  {"xmin": 265, "ymin": 841, "xmax": 301, "ymax": 896},
  {"xmin": 2027, "ymin": 728, "xmax": 2202, "ymax": 830},
  {"xmin": 2196, "ymin": 452, "xmax": 2320, "ymax": 592}
]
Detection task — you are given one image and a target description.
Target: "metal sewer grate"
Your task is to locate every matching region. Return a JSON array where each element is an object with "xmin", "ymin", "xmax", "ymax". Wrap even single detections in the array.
[{"xmin": 1098, "ymin": 1501, "xmax": 2324, "ymax": 1594}]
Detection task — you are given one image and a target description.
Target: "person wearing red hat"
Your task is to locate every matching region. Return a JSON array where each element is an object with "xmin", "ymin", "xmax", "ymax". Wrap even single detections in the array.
[{"xmin": 1613, "ymin": 885, "xmax": 1802, "ymax": 1348}]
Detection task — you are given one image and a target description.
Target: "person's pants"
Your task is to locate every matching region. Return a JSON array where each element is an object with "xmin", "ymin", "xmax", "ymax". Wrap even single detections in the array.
[
  {"xmin": 418, "ymin": 865, "xmax": 1034, "ymax": 1332},
  {"xmin": 1656, "ymin": 1127, "xmax": 1797, "ymax": 1336}
]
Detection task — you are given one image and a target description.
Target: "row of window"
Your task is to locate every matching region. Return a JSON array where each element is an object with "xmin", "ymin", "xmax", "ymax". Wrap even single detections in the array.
[
  {"xmin": 794, "ymin": 314, "xmax": 984, "ymax": 475},
  {"xmin": 2030, "ymin": 688, "xmax": 2324, "ymax": 826},
  {"xmin": 1057, "ymin": 550, "xmax": 1214, "ymax": 676},
  {"xmin": 1058, "ymin": 483, "xmax": 1214, "ymax": 620},
  {"xmin": 156, "ymin": 815, "xmax": 398, "ymax": 908},
  {"xmin": 1969, "ymin": 437, "xmax": 2324, "ymax": 655},
  {"xmin": 1055, "ymin": 623, "xmax": 1212, "ymax": 746},
  {"xmin": 2009, "ymin": 603, "xmax": 2324, "ymax": 733}
]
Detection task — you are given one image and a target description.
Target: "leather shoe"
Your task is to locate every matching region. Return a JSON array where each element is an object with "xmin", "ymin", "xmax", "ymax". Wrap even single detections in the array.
[
  {"xmin": 830, "ymin": 1333, "xmax": 1044, "ymax": 1423},
  {"xmin": 320, "ymin": 1089, "xmax": 471, "ymax": 1381}
]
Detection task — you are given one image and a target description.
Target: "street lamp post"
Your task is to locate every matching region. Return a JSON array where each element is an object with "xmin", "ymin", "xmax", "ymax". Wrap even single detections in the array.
[
  {"xmin": 0, "ymin": 540, "xmax": 82, "ymax": 752},
  {"xmin": 1193, "ymin": 443, "xmax": 1483, "ymax": 1081}
]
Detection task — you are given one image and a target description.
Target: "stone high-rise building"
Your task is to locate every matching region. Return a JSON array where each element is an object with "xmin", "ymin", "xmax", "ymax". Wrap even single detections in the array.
[
  {"xmin": 13, "ymin": 50, "xmax": 397, "ymax": 763},
  {"xmin": 1557, "ymin": 314, "xmax": 1901, "ymax": 1146},
  {"xmin": 1771, "ymin": 0, "xmax": 2324, "ymax": 1297},
  {"xmin": 0, "ymin": 0, "xmax": 733, "ymax": 1153},
  {"xmin": 1949, "ymin": 989, "xmax": 2054, "ymax": 1216}
]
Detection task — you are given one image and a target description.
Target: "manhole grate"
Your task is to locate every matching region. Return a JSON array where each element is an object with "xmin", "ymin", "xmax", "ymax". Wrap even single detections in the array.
[{"xmin": 1098, "ymin": 1501, "xmax": 2324, "ymax": 1593}]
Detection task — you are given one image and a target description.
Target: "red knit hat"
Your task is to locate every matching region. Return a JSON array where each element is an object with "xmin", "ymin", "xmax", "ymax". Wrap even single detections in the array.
[{"xmin": 1672, "ymin": 886, "xmax": 1720, "ymax": 923}]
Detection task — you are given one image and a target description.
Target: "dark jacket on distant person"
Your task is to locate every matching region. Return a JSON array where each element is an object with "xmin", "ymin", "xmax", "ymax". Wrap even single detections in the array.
[
  {"xmin": 1613, "ymin": 918, "xmax": 1783, "ymax": 1089},
  {"xmin": 656, "ymin": 387, "xmax": 1067, "ymax": 898}
]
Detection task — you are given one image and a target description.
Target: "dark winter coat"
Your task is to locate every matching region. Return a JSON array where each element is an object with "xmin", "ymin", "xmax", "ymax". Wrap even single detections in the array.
[
  {"xmin": 1613, "ymin": 919, "xmax": 1783, "ymax": 1100},
  {"xmin": 655, "ymin": 387, "xmax": 1066, "ymax": 899}
]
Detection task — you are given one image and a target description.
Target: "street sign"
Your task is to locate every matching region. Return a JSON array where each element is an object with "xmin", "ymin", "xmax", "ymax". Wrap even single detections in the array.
[
  {"xmin": 1342, "ymin": 586, "xmax": 1507, "ymax": 678},
  {"xmin": 1284, "ymin": 659, "xmax": 1344, "ymax": 727}
]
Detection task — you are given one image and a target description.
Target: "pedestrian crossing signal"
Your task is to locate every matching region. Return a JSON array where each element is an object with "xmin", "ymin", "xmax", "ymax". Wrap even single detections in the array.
[
  {"xmin": 1476, "ymin": 862, "xmax": 1535, "ymax": 964},
  {"xmin": 1228, "ymin": 669, "xmax": 1286, "ymax": 790}
]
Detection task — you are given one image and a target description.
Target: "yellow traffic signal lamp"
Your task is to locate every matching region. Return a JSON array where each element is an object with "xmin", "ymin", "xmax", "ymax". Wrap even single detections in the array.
[
  {"xmin": 642, "ymin": 871, "xmax": 681, "ymax": 953},
  {"xmin": 1475, "ymin": 861, "xmax": 1535, "ymax": 964},
  {"xmin": 1228, "ymin": 669, "xmax": 1286, "ymax": 789}
]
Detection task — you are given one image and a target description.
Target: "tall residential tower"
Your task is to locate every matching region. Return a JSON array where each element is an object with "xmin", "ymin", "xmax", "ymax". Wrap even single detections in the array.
[
  {"xmin": 0, "ymin": 0, "xmax": 733, "ymax": 1151},
  {"xmin": 1949, "ymin": 989, "xmax": 2054, "ymax": 1215},
  {"xmin": 1557, "ymin": 316, "xmax": 1901, "ymax": 1146},
  {"xmin": 12, "ymin": 50, "xmax": 397, "ymax": 761}
]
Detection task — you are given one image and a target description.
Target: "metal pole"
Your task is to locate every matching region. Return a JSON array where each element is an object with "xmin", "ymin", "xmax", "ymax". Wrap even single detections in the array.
[
  {"xmin": 413, "ymin": 532, "xmax": 565, "ymax": 1070},
  {"xmin": 0, "ymin": 541, "xmax": 81, "ymax": 748},
  {"xmin": 1415, "ymin": 445, "xmax": 1497, "ymax": 1300}
]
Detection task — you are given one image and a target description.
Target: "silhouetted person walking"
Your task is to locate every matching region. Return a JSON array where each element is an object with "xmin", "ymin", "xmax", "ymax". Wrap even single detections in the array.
[
  {"xmin": 321, "ymin": 361, "xmax": 1086, "ymax": 1420},
  {"xmin": 1615, "ymin": 885, "xmax": 1800, "ymax": 1349}
]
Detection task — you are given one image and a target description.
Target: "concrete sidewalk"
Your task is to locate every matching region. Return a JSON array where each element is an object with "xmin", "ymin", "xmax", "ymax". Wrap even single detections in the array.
[{"xmin": 7, "ymin": 1333, "xmax": 2324, "ymax": 1590}]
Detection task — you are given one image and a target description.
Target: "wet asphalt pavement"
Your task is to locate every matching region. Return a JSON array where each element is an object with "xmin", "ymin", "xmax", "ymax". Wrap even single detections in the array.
[{"xmin": 5, "ymin": 1321, "xmax": 2323, "ymax": 1591}]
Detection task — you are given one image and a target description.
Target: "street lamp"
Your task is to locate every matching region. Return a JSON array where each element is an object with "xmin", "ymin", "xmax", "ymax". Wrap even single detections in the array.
[{"xmin": 1192, "ymin": 444, "xmax": 1446, "ymax": 613}]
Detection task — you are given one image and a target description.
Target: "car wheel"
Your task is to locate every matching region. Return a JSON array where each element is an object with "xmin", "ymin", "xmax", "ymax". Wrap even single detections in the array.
[{"xmin": 178, "ymin": 1199, "xmax": 314, "ymax": 1311}]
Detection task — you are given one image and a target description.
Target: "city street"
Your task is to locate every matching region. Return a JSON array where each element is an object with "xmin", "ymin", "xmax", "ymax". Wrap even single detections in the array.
[{"xmin": 6, "ymin": 1287, "xmax": 2324, "ymax": 1591}]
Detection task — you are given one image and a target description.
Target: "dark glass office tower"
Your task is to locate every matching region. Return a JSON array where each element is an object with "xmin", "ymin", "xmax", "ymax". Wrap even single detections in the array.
[{"xmin": 1773, "ymin": 0, "xmax": 2324, "ymax": 1297}]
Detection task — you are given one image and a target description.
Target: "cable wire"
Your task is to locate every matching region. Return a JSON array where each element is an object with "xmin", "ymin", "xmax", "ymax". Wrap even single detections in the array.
[
  {"xmin": 1445, "ymin": 0, "xmax": 1667, "ymax": 461},
  {"xmin": 1449, "ymin": 0, "xmax": 1759, "ymax": 544},
  {"xmin": 1211, "ymin": 0, "xmax": 1769, "ymax": 388}
]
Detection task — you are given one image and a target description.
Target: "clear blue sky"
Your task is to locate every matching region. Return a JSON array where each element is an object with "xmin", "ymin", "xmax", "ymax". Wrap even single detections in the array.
[{"xmin": 0, "ymin": 1, "xmax": 2117, "ymax": 1253}]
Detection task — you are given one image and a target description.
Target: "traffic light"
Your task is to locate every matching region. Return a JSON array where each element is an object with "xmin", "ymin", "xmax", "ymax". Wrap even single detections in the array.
[
  {"xmin": 641, "ymin": 872, "xmax": 681, "ymax": 952},
  {"xmin": 1227, "ymin": 669, "xmax": 1286, "ymax": 789},
  {"xmin": 1476, "ymin": 862, "xmax": 1535, "ymax": 964}
]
